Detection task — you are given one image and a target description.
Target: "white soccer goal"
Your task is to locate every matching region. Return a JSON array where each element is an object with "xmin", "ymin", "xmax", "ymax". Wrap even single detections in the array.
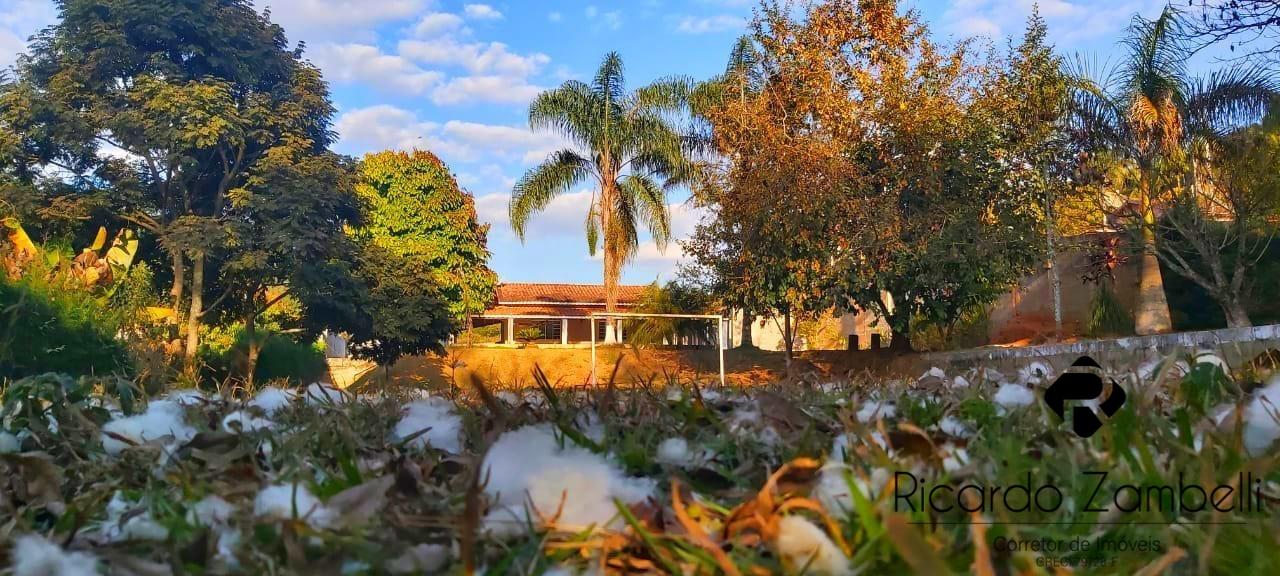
[{"xmin": 588, "ymin": 311, "xmax": 726, "ymax": 387}]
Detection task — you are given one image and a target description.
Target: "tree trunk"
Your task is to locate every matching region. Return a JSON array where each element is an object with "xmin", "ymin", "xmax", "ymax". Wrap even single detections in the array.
[
  {"xmin": 1222, "ymin": 297, "xmax": 1252, "ymax": 329},
  {"xmin": 601, "ymin": 186, "xmax": 619, "ymax": 344},
  {"xmin": 184, "ymin": 250, "xmax": 205, "ymax": 363},
  {"xmin": 244, "ymin": 312, "xmax": 261, "ymax": 388},
  {"xmin": 888, "ymin": 330, "xmax": 913, "ymax": 354},
  {"xmin": 603, "ymin": 244, "xmax": 618, "ymax": 344},
  {"xmin": 1046, "ymin": 186, "xmax": 1062, "ymax": 340},
  {"xmin": 1134, "ymin": 177, "xmax": 1173, "ymax": 335},
  {"xmin": 169, "ymin": 250, "xmax": 185, "ymax": 342},
  {"xmin": 739, "ymin": 308, "xmax": 754, "ymax": 349},
  {"xmin": 782, "ymin": 307, "xmax": 794, "ymax": 364}
]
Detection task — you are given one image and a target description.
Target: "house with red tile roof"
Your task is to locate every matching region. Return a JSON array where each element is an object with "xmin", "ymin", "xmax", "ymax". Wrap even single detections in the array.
[{"xmin": 475, "ymin": 282, "xmax": 649, "ymax": 345}]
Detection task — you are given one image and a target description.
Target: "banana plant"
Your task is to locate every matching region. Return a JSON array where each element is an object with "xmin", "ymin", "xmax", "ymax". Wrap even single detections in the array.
[{"xmin": 3, "ymin": 216, "xmax": 139, "ymax": 292}]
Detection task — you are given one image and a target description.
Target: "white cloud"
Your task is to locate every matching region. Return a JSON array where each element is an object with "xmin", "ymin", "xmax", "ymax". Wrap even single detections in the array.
[
  {"xmin": 0, "ymin": 28, "xmax": 26, "ymax": 70},
  {"xmin": 940, "ymin": 0, "xmax": 1167, "ymax": 45},
  {"xmin": 585, "ymin": 6, "xmax": 622, "ymax": 31},
  {"xmin": 488, "ymin": 189, "xmax": 597, "ymax": 239},
  {"xmin": 551, "ymin": 65, "xmax": 576, "ymax": 81},
  {"xmin": 674, "ymin": 14, "xmax": 745, "ymax": 34},
  {"xmin": 440, "ymin": 121, "xmax": 568, "ymax": 162},
  {"xmin": 456, "ymin": 163, "xmax": 513, "ymax": 190},
  {"xmin": 308, "ymin": 43, "xmax": 442, "ymax": 94},
  {"xmin": 463, "ymin": 4, "xmax": 503, "ymax": 20},
  {"xmin": 548, "ymin": 12, "xmax": 562, "ymax": 22},
  {"xmin": 631, "ymin": 202, "xmax": 707, "ymax": 264},
  {"xmin": 474, "ymin": 192, "xmax": 514, "ymax": 230},
  {"xmin": 335, "ymin": 106, "xmax": 570, "ymax": 164},
  {"xmin": 399, "ymin": 39, "xmax": 549, "ymax": 76},
  {"xmin": 431, "ymin": 74, "xmax": 544, "ymax": 105},
  {"xmin": 333, "ymin": 105, "xmax": 444, "ymax": 152},
  {"xmin": 953, "ymin": 16, "xmax": 1000, "ymax": 38},
  {"xmin": 413, "ymin": 12, "xmax": 466, "ymax": 38},
  {"xmin": 252, "ymin": 0, "xmax": 426, "ymax": 42},
  {"xmin": 0, "ymin": 0, "xmax": 58, "ymax": 70}
]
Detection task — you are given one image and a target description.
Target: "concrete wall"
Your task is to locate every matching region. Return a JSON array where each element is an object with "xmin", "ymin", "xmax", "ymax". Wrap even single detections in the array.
[
  {"xmin": 984, "ymin": 239, "xmax": 1140, "ymax": 344},
  {"xmin": 921, "ymin": 323, "xmax": 1280, "ymax": 375}
]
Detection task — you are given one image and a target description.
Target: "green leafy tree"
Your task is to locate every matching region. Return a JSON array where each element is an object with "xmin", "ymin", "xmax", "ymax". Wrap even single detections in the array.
[
  {"xmin": 1068, "ymin": 7, "xmax": 1275, "ymax": 333},
  {"xmin": 351, "ymin": 150, "xmax": 496, "ymax": 321},
  {"xmin": 2, "ymin": 0, "xmax": 341, "ymax": 370},
  {"xmin": 510, "ymin": 52, "xmax": 692, "ymax": 342},
  {"xmin": 1155, "ymin": 105, "xmax": 1280, "ymax": 327},
  {"xmin": 833, "ymin": 8, "xmax": 1057, "ymax": 351},
  {"xmin": 345, "ymin": 245, "xmax": 457, "ymax": 367},
  {"xmin": 303, "ymin": 150, "xmax": 495, "ymax": 369},
  {"xmin": 219, "ymin": 130, "xmax": 359, "ymax": 385},
  {"xmin": 307, "ymin": 242, "xmax": 456, "ymax": 367}
]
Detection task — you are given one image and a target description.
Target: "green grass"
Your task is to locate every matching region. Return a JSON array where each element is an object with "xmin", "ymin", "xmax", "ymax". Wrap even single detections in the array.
[{"xmin": 1, "ymin": 351, "xmax": 1278, "ymax": 574}]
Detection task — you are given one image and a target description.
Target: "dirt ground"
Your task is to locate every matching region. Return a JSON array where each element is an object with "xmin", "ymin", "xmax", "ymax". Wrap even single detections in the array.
[{"xmin": 332, "ymin": 345, "xmax": 918, "ymax": 391}]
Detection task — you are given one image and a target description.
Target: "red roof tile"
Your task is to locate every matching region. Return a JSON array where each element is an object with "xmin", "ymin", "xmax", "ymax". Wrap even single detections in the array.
[
  {"xmin": 494, "ymin": 283, "xmax": 647, "ymax": 305},
  {"xmin": 484, "ymin": 305, "xmax": 609, "ymax": 316}
]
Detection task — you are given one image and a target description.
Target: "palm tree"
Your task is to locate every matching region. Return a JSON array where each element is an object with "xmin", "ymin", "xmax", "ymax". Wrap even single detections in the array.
[
  {"xmin": 1069, "ymin": 7, "xmax": 1274, "ymax": 334},
  {"xmin": 510, "ymin": 52, "xmax": 692, "ymax": 342}
]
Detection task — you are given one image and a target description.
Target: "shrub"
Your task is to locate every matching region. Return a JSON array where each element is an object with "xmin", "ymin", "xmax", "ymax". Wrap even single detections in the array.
[
  {"xmin": 0, "ymin": 273, "xmax": 130, "ymax": 378},
  {"xmin": 910, "ymin": 306, "xmax": 990, "ymax": 351},
  {"xmin": 1085, "ymin": 283, "xmax": 1132, "ymax": 337},
  {"xmin": 516, "ymin": 326, "xmax": 544, "ymax": 343},
  {"xmin": 199, "ymin": 324, "xmax": 326, "ymax": 384},
  {"xmin": 462, "ymin": 322, "xmax": 502, "ymax": 345}
]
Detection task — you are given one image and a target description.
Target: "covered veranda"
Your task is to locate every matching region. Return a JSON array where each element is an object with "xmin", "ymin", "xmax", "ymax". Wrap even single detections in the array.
[{"xmin": 471, "ymin": 313, "xmax": 628, "ymax": 347}]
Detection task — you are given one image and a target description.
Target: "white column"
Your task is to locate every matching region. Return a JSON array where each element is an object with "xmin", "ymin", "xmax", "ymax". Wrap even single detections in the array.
[
  {"xmin": 615, "ymin": 319, "xmax": 623, "ymax": 343},
  {"xmin": 718, "ymin": 316, "xmax": 726, "ymax": 387},
  {"xmin": 561, "ymin": 318, "xmax": 569, "ymax": 345},
  {"xmin": 505, "ymin": 317, "xmax": 514, "ymax": 344}
]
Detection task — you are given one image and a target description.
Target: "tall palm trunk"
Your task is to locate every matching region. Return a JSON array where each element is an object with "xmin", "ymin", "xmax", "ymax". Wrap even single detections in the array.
[
  {"xmin": 603, "ymin": 247, "xmax": 620, "ymax": 343},
  {"xmin": 1134, "ymin": 171, "xmax": 1173, "ymax": 335},
  {"xmin": 601, "ymin": 182, "xmax": 619, "ymax": 343}
]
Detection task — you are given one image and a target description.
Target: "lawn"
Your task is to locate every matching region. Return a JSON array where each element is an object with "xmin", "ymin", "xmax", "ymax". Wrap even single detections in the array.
[
  {"xmin": 352, "ymin": 346, "xmax": 900, "ymax": 391},
  {"xmin": 2, "ymin": 351, "xmax": 1278, "ymax": 574}
]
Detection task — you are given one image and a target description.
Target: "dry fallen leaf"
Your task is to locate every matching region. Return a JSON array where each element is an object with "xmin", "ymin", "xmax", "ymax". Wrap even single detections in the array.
[{"xmin": 327, "ymin": 475, "xmax": 396, "ymax": 526}]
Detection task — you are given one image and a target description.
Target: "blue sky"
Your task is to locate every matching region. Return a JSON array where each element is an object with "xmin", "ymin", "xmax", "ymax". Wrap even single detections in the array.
[{"xmin": 1, "ymin": 0, "xmax": 1225, "ymax": 285}]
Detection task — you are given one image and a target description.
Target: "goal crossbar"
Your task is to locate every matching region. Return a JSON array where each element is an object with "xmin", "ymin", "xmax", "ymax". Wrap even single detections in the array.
[{"xmin": 588, "ymin": 312, "xmax": 725, "ymax": 387}]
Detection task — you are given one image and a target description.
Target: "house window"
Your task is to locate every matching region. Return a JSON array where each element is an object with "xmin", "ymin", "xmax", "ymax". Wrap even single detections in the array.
[{"xmin": 596, "ymin": 319, "xmax": 608, "ymax": 341}]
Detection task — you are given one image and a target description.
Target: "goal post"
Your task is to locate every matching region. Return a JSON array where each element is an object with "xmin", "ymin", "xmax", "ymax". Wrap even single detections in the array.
[{"xmin": 589, "ymin": 312, "xmax": 726, "ymax": 387}]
